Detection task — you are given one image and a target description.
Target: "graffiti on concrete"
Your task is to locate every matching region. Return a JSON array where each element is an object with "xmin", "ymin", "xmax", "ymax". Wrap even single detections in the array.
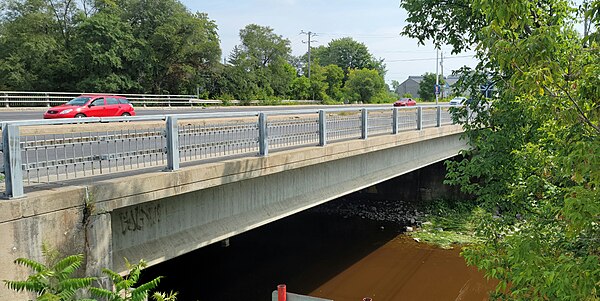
[{"xmin": 118, "ymin": 204, "xmax": 161, "ymax": 235}]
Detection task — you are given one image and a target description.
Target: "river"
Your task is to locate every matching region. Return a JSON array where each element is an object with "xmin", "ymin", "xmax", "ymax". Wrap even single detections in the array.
[{"xmin": 140, "ymin": 195, "xmax": 496, "ymax": 300}]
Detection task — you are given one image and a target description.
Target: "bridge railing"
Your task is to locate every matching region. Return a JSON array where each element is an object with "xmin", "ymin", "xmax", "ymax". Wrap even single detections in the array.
[
  {"xmin": 1, "ymin": 105, "xmax": 457, "ymax": 198},
  {"xmin": 0, "ymin": 91, "xmax": 321, "ymax": 107}
]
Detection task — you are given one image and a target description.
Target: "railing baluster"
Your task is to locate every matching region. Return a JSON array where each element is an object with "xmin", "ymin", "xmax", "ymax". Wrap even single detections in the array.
[
  {"xmin": 258, "ymin": 113, "xmax": 268, "ymax": 156},
  {"xmin": 392, "ymin": 108, "xmax": 398, "ymax": 134},
  {"xmin": 319, "ymin": 110, "xmax": 327, "ymax": 146},
  {"xmin": 166, "ymin": 116, "xmax": 180, "ymax": 171},
  {"xmin": 361, "ymin": 109, "xmax": 368, "ymax": 140},
  {"xmin": 4, "ymin": 124, "xmax": 24, "ymax": 198}
]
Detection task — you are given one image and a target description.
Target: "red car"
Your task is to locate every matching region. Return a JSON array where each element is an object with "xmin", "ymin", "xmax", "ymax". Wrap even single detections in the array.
[
  {"xmin": 43, "ymin": 94, "xmax": 135, "ymax": 118},
  {"xmin": 393, "ymin": 98, "xmax": 417, "ymax": 107}
]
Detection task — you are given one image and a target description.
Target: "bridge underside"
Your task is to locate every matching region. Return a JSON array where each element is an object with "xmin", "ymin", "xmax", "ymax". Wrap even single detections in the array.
[{"xmin": 108, "ymin": 127, "xmax": 466, "ymax": 273}]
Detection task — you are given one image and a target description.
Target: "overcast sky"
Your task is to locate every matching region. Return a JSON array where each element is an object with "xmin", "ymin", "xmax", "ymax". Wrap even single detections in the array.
[{"xmin": 180, "ymin": 0, "xmax": 478, "ymax": 85}]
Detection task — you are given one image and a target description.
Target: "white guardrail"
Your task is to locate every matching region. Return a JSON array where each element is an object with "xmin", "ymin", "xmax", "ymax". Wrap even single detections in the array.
[
  {"xmin": 0, "ymin": 91, "xmax": 321, "ymax": 107},
  {"xmin": 1, "ymin": 105, "xmax": 458, "ymax": 199}
]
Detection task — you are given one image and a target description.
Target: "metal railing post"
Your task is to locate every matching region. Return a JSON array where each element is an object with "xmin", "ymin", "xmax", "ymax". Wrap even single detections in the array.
[
  {"xmin": 4, "ymin": 124, "xmax": 24, "ymax": 198},
  {"xmin": 361, "ymin": 109, "xmax": 368, "ymax": 139},
  {"xmin": 4, "ymin": 93, "xmax": 8, "ymax": 108},
  {"xmin": 165, "ymin": 116, "xmax": 180, "ymax": 171},
  {"xmin": 258, "ymin": 113, "xmax": 268, "ymax": 156},
  {"xmin": 392, "ymin": 108, "xmax": 398, "ymax": 134},
  {"xmin": 167, "ymin": 95, "xmax": 171, "ymax": 107},
  {"xmin": 416, "ymin": 107, "xmax": 423, "ymax": 130},
  {"xmin": 45, "ymin": 93, "xmax": 50, "ymax": 107},
  {"xmin": 319, "ymin": 110, "xmax": 327, "ymax": 146},
  {"xmin": 436, "ymin": 106, "xmax": 442, "ymax": 127}
]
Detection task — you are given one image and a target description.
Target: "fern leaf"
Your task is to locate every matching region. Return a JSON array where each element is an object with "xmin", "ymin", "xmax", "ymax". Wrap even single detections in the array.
[
  {"xmin": 58, "ymin": 277, "xmax": 95, "ymax": 291},
  {"xmin": 13, "ymin": 258, "xmax": 47, "ymax": 273},
  {"xmin": 152, "ymin": 291, "xmax": 178, "ymax": 301},
  {"xmin": 102, "ymin": 268, "xmax": 123, "ymax": 282},
  {"xmin": 53, "ymin": 254, "xmax": 84, "ymax": 279},
  {"xmin": 131, "ymin": 276, "xmax": 162, "ymax": 296},
  {"xmin": 4, "ymin": 279, "xmax": 44, "ymax": 293},
  {"xmin": 89, "ymin": 286, "xmax": 116, "ymax": 300}
]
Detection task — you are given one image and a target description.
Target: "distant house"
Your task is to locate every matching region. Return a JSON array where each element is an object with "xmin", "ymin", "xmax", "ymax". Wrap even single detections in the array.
[
  {"xmin": 395, "ymin": 75, "xmax": 463, "ymax": 99},
  {"xmin": 396, "ymin": 76, "xmax": 423, "ymax": 98}
]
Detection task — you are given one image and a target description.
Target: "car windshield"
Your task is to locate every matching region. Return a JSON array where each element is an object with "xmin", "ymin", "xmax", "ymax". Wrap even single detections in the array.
[{"xmin": 66, "ymin": 97, "xmax": 91, "ymax": 106}]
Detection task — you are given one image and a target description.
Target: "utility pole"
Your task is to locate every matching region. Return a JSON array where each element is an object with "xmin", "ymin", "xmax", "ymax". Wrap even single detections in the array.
[
  {"xmin": 300, "ymin": 31, "xmax": 318, "ymax": 78},
  {"xmin": 435, "ymin": 49, "xmax": 439, "ymax": 105},
  {"xmin": 440, "ymin": 51, "xmax": 444, "ymax": 98}
]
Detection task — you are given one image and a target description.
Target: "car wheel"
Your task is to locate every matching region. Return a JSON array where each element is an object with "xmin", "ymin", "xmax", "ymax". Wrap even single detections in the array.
[
  {"xmin": 121, "ymin": 112, "xmax": 131, "ymax": 116},
  {"xmin": 75, "ymin": 113, "xmax": 86, "ymax": 118}
]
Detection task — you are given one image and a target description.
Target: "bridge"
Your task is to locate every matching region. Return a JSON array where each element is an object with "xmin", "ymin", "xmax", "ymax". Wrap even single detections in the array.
[{"xmin": 0, "ymin": 105, "xmax": 467, "ymax": 299}]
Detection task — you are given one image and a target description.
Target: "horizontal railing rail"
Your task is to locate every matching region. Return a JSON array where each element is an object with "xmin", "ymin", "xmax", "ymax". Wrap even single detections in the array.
[
  {"xmin": 1, "ymin": 105, "xmax": 459, "ymax": 198},
  {"xmin": 0, "ymin": 91, "xmax": 321, "ymax": 107}
]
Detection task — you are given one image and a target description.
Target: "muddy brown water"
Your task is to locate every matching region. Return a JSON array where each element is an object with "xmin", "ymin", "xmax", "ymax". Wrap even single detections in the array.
[{"xmin": 141, "ymin": 203, "xmax": 496, "ymax": 301}]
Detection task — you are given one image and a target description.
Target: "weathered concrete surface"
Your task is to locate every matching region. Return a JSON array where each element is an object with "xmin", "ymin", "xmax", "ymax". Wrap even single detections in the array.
[{"xmin": 0, "ymin": 125, "xmax": 465, "ymax": 300}]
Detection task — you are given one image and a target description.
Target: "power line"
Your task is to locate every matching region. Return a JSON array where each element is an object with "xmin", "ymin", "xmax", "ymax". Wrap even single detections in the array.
[
  {"xmin": 385, "ymin": 55, "xmax": 474, "ymax": 63},
  {"xmin": 315, "ymin": 32, "xmax": 400, "ymax": 39}
]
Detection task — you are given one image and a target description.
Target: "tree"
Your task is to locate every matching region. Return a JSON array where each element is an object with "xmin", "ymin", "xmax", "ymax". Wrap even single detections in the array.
[
  {"xmin": 228, "ymin": 24, "xmax": 292, "ymax": 99},
  {"xmin": 0, "ymin": 0, "xmax": 79, "ymax": 91},
  {"xmin": 121, "ymin": 0, "xmax": 221, "ymax": 94},
  {"xmin": 343, "ymin": 68, "xmax": 386, "ymax": 103},
  {"xmin": 312, "ymin": 37, "xmax": 386, "ymax": 78},
  {"xmin": 418, "ymin": 73, "xmax": 444, "ymax": 101},
  {"xmin": 402, "ymin": 0, "xmax": 600, "ymax": 299},
  {"xmin": 289, "ymin": 76, "xmax": 311, "ymax": 100},
  {"xmin": 72, "ymin": 3, "xmax": 140, "ymax": 92},
  {"xmin": 390, "ymin": 80, "xmax": 400, "ymax": 92},
  {"xmin": 321, "ymin": 64, "xmax": 344, "ymax": 100}
]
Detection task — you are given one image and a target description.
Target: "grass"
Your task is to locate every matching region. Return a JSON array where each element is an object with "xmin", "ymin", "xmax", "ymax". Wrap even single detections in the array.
[{"xmin": 409, "ymin": 199, "xmax": 481, "ymax": 249}]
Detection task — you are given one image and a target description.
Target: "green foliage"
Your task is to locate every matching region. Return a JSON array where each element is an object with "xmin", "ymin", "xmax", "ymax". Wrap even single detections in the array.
[
  {"xmin": 4, "ymin": 246, "xmax": 176, "ymax": 301},
  {"xmin": 410, "ymin": 199, "xmax": 481, "ymax": 249},
  {"xmin": 312, "ymin": 37, "xmax": 386, "ymax": 78},
  {"xmin": 343, "ymin": 68, "xmax": 387, "ymax": 103},
  {"xmin": 90, "ymin": 259, "xmax": 163, "ymax": 301},
  {"xmin": 3, "ymin": 246, "xmax": 95, "ymax": 301},
  {"xmin": 0, "ymin": 1, "xmax": 397, "ymax": 103},
  {"xmin": 321, "ymin": 64, "xmax": 344, "ymax": 100},
  {"xmin": 418, "ymin": 73, "xmax": 444, "ymax": 101},
  {"xmin": 0, "ymin": 0, "xmax": 221, "ymax": 94},
  {"xmin": 226, "ymin": 24, "xmax": 293, "ymax": 100},
  {"xmin": 403, "ymin": 0, "xmax": 600, "ymax": 299}
]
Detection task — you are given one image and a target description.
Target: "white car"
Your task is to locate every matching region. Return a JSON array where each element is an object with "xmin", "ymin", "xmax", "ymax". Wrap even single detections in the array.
[{"xmin": 449, "ymin": 97, "xmax": 467, "ymax": 105}]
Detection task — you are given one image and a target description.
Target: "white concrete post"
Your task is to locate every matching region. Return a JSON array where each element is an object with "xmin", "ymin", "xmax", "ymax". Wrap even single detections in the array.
[
  {"xmin": 361, "ymin": 109, "xmax": 368, "ymax": 140},
  {"xmin": 259, "ymin": 113, "xmax": 268, "ymax": 156},
  {"xmin": 166, "ymin": 116, "xmax": 180, "ymax": 171},
  {"xmin": 319, "ymin": 110, "xmax": 327, "ymax": 146}
]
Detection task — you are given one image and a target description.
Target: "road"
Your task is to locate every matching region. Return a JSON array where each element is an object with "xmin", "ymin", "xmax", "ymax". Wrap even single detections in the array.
[{"xmin": 0, "ymin": 105, "xmax": 391, "ymax": 122}]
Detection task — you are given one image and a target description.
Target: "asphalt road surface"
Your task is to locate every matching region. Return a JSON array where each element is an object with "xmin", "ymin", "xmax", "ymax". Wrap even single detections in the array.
[{"xmin": 0, "ymin": 104, "xmax": 393, "ymax": 122}]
